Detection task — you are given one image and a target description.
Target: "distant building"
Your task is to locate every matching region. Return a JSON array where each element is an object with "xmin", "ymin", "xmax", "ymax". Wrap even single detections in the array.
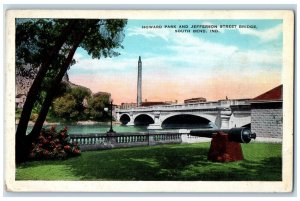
[
  {"xmin": 120, "ymin": 100, "xmax": 172, "ymax": 109},
  {"xmin": 81, "ymin": 91, "xmax": 111, "ymax": 109},
  {"xmin": 120, "ymin": 102, "xmax": 137, "ymax": 110},
  {"xmin": 164, "ymin": 100, "xmax": 178, "ymax": 105},
  {"xmin": 16, "ymin": 94, "xmax": 26, "ymax": 108},
  {"xmin": 250, "ymin": 85, "xmax": 283, "ymax": 139},
  {"xmin": 82, "ymin": 98, "xmax": 89, "ymax": 108},
  {"xmin": 140, "ymin": 101, "xmax": 169, "ymax": 107},
  {"xmin": 184, "ymin": 97, "xmax": 207, "ymax": 104}
]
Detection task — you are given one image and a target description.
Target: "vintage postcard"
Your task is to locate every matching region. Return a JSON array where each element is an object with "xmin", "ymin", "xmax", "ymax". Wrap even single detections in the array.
[{"xmin": 5, "ymin": 10, "xmax": 294, "ymax": 192}]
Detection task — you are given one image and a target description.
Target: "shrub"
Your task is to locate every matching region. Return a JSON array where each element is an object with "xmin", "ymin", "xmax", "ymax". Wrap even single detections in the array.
[
  {"xmin": 52, "ymin": 93, "xmax": 77, "ymax": 120},
  {"xmin": 28, "ymin": 126, "xmax": 81, "ymax": 160}
]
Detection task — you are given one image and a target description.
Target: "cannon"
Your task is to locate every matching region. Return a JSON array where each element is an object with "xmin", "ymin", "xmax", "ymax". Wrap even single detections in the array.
[
  {"xmin": 190, "ymin": 127, "xmax": 256, "ymax": 143},
  {"xmin": 189, "ymin": 127, "xmax": 256, "ymax": 162}
]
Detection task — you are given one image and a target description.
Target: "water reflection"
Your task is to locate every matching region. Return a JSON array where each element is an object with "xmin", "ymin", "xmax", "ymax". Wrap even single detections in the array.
[{"xmin": 25, "ymin": 122, "xmax": 216, "ymax": 135}]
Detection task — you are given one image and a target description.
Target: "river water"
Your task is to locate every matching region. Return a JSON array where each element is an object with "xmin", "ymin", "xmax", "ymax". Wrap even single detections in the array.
[
  {"xmin": 26, "ymin": 124, "xmax": 148, "ymax": 135},
  {"xmin": 26, "ymin": 123, "xmax": 214, "ymax": 135}
]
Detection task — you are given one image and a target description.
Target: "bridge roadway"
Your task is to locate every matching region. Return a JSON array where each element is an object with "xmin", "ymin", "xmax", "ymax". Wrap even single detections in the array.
[{"xmin": 116, "ymin": 99, "xmax": 251, "ymax": 130}]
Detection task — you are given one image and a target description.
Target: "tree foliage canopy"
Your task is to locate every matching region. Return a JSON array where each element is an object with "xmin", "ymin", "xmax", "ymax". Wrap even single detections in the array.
[
  {"xmin": 52, "ymin": 85, "xmax": 93, "ymax": 121},
  {"xmin": 52, "ymin": 93, "xmax": 77, "ymax": 119},
  {"xmin": 16, "ymin": 19, "xmax": 127, "ymax": 79},
  {"xmin": 16, "ymin": 19, "xmax": 73, "ymax": 78},
  {"xmin": 15, "ymin": 18, "xmax": 127, "ymax": 163}
]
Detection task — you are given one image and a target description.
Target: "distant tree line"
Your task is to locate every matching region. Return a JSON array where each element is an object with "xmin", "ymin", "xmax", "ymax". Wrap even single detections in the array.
[{"xmin": 50, "ymin": 84, "xmax": 111, "ymax": 121}]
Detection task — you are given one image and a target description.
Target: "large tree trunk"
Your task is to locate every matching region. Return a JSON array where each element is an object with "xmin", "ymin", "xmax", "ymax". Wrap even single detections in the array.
[
  {"xmin": 16, "ymin": 20, "xmax": 78, "ymax": 164},
  {"xmin": 28, "ymin": 26, "xmax": 88, "ymax": 142}
]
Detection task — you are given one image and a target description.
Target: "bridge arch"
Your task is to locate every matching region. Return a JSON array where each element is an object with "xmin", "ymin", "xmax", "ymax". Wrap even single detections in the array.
[
  {"xmin": 119, "ymin": 114, "xmax": 131, "ymax": 125},
  {"xmin": 161, "ymin": 113, "xmax": 217, "ymax": 124},
  {"xmin": 161, "ymin": 113, "xmax": 216, "ymax": 129},
  {"xmin": 134, "ymin": 114, "xmax": 155, "ymax": 126}
]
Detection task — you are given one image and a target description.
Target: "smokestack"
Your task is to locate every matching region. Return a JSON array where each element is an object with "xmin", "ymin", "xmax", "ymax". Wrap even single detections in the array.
[{"xmin": 137, "ymin": 56, "xmax": 142, "ymax": 106}]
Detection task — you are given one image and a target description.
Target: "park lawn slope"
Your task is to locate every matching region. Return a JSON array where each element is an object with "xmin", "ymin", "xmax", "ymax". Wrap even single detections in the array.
[{"xmin": 16, "ymin": 142, "xmax": 282, "ymax": 181}]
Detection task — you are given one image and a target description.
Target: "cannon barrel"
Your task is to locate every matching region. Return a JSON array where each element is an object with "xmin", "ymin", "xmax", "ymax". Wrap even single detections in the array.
[{"xmin": 190, "ymin": 127, "xmax": 256, "ymax": 143}]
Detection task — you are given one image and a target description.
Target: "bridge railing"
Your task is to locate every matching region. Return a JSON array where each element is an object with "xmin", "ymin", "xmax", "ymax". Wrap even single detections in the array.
[
  {"xmin": 70, "ymin": 132, "xmax": 183, "ymax": 151},
  {"xmin": 116, "ymin": 99, "xmax": 250, "ymax": 112}
]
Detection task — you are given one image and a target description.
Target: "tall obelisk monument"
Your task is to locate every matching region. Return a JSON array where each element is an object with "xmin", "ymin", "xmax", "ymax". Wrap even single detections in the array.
[{"xmin": 137, "ymin": 56, "xmax": 142, "ymax": 106}]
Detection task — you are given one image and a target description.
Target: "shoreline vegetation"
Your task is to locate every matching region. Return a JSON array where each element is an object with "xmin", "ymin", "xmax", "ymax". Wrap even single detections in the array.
[{"xmin": 15, "ymin": 119, "xmax": 122, "ymax": 126}]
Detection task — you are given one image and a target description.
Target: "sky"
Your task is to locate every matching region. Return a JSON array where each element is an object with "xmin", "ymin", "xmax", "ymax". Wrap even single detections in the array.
[{"xmin": 68, "ymin": 19, "xmax": 283, "ymax": 105}]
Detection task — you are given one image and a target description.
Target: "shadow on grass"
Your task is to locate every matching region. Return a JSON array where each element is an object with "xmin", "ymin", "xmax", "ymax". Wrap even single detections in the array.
[
  {"xmin": 238, "ymin": 157, "xmax": 282, "ymax": 181},
  {"xmin": 61, "ymin": 144, "xmax": 209, "ymax": 180},
  {"xmin": 64, "ymin": 144, "xmax": 281, "ymax": 181},
  {"xmin": 17, "ymin": 143, "xmax": 282, "ymax": 181}
]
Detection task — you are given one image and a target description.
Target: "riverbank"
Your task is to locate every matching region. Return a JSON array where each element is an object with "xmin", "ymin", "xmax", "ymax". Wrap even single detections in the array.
[
  {"xmin": 15, "ymin": 120, "xmax": 59, "ymax": 126},
  {"xmin": 15, "ymin": 119, "xmax": 121, "ymax": 126},
  {"xmin": 77, "ymin": 120, "xmax": 121, "ymax": 125}
]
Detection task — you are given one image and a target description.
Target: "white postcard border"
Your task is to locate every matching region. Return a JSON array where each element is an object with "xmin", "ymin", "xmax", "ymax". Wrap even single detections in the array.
[{"xmin": 5, "ymin": 9, "xmax": 295, "ymax": 192}]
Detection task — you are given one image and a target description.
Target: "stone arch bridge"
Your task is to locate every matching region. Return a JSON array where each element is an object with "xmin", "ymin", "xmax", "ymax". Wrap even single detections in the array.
[{"xmin": 116, "ymin": 99, "xmax": 251, "ymax": 129}]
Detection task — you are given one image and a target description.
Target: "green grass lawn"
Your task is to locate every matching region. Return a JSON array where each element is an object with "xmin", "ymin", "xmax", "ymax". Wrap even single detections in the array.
[{"xmin": 16, "ymin": 142, "xmax": 282, "ymax": 181}]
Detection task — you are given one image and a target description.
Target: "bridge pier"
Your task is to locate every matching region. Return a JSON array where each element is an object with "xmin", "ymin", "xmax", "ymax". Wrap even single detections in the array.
[
  {"xmin": 147, "ymin": 111, "xmax": 162, "ymax": 130},
  {"xmin": 147, "ymin": 124, "xmax": 162, "ymax": 130},
  {"xmin": 127, "ymin": 121, "xmax": 135, "ymax": 126},
  {"xmin": 219, "ymin": 109, "xmax": 232, "ymax": 129},
  {"xmin": 126, "ymin": 112, "xmax": 135, "ymax": 126}
]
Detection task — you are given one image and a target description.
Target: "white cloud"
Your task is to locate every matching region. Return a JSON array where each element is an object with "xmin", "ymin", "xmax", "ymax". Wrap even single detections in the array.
[
  {"xmin": 170, "ymin": 33, "xmax": 238, "ymax": 58},
  {"xmin": 127, "ymin": 26, "xmax": 238, "ymax": 62},
  {"xmin": 68, "ymin": 22, "xmax": 282, "ymax": 103},
  {"xmin": 71, "ymin": 53, "xmax": 137, "ymax": 72},
  {"xmin": 73, "ymin": 52, "xmax": 84, "ymax": 60},
  {"xmin": 193, "ymin": 22, "xmax": 283, "ymax": 43},
  {"xmin": 201, "ymin": 21, "xmax": 224, "ymax": 33},
  {"xmin": 71, "ymin": 24, "xmax": 282, "ymax": 79},
  {"xmin": 238, "ymin": 24, "xmax": 282, "ymax": 43},
  {"xmin": 140, "ymin": 30, "xmax": 281, "ymax": 73},
  {"xmin": 127, "ymin": 27, "xmax": 172, "ymax": 41}
]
